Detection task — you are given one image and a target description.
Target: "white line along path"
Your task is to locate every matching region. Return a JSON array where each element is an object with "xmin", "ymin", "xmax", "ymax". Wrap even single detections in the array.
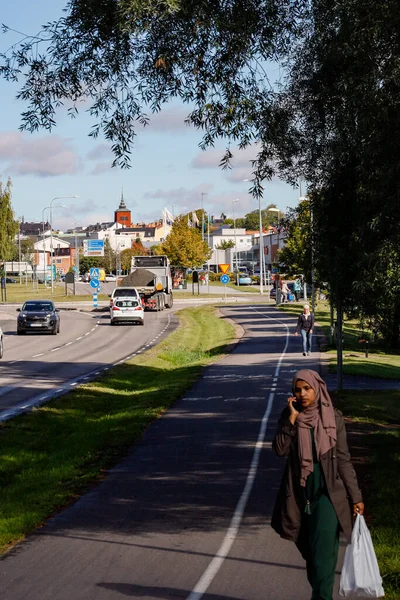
[{"xmin": 186, "ymin": 307, "xmax": 290, "ymax": 600}]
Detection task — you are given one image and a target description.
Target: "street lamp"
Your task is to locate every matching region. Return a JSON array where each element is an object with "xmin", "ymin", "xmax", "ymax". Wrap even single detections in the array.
[
  {"xmin": 50, "ymin": 196, "xmax": 79, "ymax": 293},
  {"xmin": 243, "ymin": 179, "xmax": 264, "ymax": 296},
  {"xmin": 232, "ymin": 199, "xmax": 239, "ymax": 284},
  {"xmin": 42, "ymin": 205, "xmax": 65, "ymax": 287}
]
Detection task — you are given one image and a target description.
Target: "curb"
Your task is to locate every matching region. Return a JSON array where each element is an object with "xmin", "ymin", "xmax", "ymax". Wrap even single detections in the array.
[{"xmin": 215, "ymin": 307, "xmax": 245, "ymax": 354}]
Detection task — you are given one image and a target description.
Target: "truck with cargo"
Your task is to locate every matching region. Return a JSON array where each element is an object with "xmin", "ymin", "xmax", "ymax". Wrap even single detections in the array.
[{"xmin": 122, "ymin": 255, "xmax": 173, "ymax": 311}]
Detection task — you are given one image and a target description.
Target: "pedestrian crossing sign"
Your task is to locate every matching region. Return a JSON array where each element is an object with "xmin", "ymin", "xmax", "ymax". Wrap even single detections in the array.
[{"xmin": 219, "ymin": 264, "xmax": 230, "ymax": 274}]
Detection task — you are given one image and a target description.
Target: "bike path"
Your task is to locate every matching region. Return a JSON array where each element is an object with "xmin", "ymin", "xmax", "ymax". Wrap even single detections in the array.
[{"xmin": 1, "ymin": 303, "xmax": 345, "ymax": 600}]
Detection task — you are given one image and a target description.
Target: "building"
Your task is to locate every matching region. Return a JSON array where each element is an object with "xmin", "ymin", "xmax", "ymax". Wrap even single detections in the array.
[{"xmin": 114, "ymin": 193, "xmax": 132, "ymax": 227}]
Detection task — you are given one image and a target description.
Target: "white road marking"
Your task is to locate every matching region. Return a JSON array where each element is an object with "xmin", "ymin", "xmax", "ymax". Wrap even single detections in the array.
[
  {"xmin": 51, "ymin": 348, "xmax": 60, "ymax": 352},
  {"xmin": 32, "ymin": 353, "xmax": 44, "ymax": 358},
  {"xmin": 76, "ymin": 336, "xmax": 83, "ymax": 341},
  {"xmin": 65, "ymin": 342, "xmax": 73, "ymax": 346},
  {"xmin": 186, "ymin": 308, "xmax": 290, "ymax": 600}
]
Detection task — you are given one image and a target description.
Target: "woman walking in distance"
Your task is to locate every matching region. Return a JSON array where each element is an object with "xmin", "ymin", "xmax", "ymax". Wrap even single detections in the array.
[
  {"xmin": 295, "ymin": 303, "xmax": 314, "ymax": 356},
  {"xmin": 271, "ymin": 370, "xmax": 364, "ymax": 600}
]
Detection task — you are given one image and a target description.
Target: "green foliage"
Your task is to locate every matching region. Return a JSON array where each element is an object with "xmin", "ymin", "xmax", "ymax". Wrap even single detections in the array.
[
  {"xmin": 215, "ymin": 239, "xmax": 235, "ymax": 250},
  {"xmin": 243, "ymin": 204, "xmax": 282, "ymax": 230},
  {"xmin": 159, "ymin": 216, "xmax": 212, "ymax": 267},
  {"xmin": 120, "ymin": 241, "xmax": 149, "ymax": 271},
  {"xmin": 10, "ymin": 236, "xmax": 36, "ymax": 263},
  {"xmin": 0, "ymin": 178, "xmax": 19, "ymax": 262},
  {"xmin": 278, "ymin": 200, "xmax": 311, "ymax": 280},
  {"xmin": 78, "ymin": 256, "xmax": 103, "ymax": 274},
  {"xmin": 0, "ymin": 1, "xmax": 304, "ymax": 169}
]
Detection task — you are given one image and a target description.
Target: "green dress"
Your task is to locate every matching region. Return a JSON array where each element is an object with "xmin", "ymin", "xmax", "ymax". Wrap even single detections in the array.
[{"xmin": 295, "ymin": 429, "xmax": 340, "ymax": 600}]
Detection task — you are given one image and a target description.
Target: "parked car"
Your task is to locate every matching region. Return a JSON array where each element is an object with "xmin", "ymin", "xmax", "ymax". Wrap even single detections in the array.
[
  {"xmin": 16, "ymin": 300, "xmax": 60, "ymax": 335},
  {"xmin": 110, "ymin": 297, "xmax": 144, "ymax": 326},
  {"xmin": 104, "ymin": 273, "xmax": 117, "ymax": 282},
  {"xmin": 0, "ymin": 326, "xmax": 3, "ymax": 358},
  {"xmin": 5, "ymin": 277, "xmax": 17, "ymax": 283},
  {"xmin": 238, "ymin": 274, "xmax": 252, "ymax": 285}
]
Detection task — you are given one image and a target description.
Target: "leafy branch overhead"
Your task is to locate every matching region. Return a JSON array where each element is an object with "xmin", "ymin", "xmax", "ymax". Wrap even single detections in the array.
[{"xmin": 0, "ymin": 0, "xmax": 304, "ymax": 173}]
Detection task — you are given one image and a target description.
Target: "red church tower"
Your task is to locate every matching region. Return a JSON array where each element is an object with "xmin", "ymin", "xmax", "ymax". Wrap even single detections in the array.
[{"xmin": 114, "ymin": 192, "xmax": 131, "ymax": 226}]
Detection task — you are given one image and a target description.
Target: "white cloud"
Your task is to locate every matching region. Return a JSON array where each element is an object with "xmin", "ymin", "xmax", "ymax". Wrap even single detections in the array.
[
  {"xmin": 143, "ymin": 184, "xmax": 213, "ymax": 209},
  {"xmin": 87, "ymin": 144, "xmax": 113, "ymax": 161},
  {"xmin": 0, "ymin": 132, "xmax": 82, "ymax": 177},
  {"xmin": 139, "ymin": 107, "xmax": 191, "ymax": 133},
  {"xmin": 191, "ymin": 144, "xmax": 261, "ymax": 170}
]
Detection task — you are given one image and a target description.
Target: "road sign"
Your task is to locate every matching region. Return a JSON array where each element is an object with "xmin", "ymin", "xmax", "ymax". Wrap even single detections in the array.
[
  {"xmin": 90, "ymin": 267, "xmax": 100, "ymax": 278},
  {"xmin": 90, "ymin": 278, "xmax": 100, "ymax": 288},
  {"xmin": 84, "ymin": 239, "xmax": 104, "ymax": 257},
  {"xmin": 93, "ymin": 292, "xmax": 98, "ymax": 308},
  {"xmin": 219, "ymin": 264, "xmax": 230, "ymax": 274},
  {"xmin": 220, "ymin": 274, "xmax": 230, "ymax": 285}
]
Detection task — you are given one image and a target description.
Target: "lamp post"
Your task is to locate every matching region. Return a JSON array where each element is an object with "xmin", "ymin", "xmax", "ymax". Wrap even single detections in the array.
[
  {"xmin": 232, "ymin": 198, "xmax": 239, "ymax": 284},
  {"xmin": 50, "ymin": 196, "xmax": 78, "ymax": 293},
  {"xmin": 42, "ymin": 205, "xmax": 64, "ymax": 287},
  {"xmin": 243, "ymin": 179, "xmax": 264, "ymax": 296}
]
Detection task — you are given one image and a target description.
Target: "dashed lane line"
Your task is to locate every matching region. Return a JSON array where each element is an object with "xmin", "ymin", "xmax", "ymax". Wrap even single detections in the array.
[
  {"xmin": 186, "ymin": 307, "xmax": 290, "ymax": 600},
  {"xmin": 0, "ymin": 314, "xmax": 173, "ymax": 423}
]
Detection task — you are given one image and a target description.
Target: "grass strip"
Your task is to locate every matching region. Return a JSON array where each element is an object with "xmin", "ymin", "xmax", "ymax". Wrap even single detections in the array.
[
  {"xmin": 278, "ymin": 301, "xmax": 400, "ymax": 379},
  {"xmin": 335, "ymin": 391, "xmax": 400, "ymax": 600},
  {"xmin": 0, "ymin": 305, "xmax": 235, "ymax": 555},
  {"xmin": 0, "ymin": 283, "xmax": 109, "ymax": 303}
]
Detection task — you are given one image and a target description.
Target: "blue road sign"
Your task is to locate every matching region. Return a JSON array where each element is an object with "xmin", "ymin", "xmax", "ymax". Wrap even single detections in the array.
[
  {"xmin": 220, "ymin": 274, "xmax": 230, "ymax": 285},
  {"xmin": 90, "ymin": 267, "xmax": 100, "ymax": 278},
  {"xmin": 90, "ymin": 278, "xmax": 100, "ymax": 288}
]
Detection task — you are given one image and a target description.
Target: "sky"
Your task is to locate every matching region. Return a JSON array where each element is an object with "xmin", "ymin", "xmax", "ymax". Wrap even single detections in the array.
[{"xmin": 0, "ymin": 1, "xmax": 301, "ymax": 232}]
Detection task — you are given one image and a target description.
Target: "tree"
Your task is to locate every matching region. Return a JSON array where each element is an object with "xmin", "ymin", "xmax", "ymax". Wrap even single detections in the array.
[
  {"xmin": 158, "ymin": 216, "xmax": 212, "ymax": 267},
  {"xmin": 120, "ymin": 240, "xmax": 149, "ymax": 271},
  {"xmin": 0, "ymin": 178, "xmax": 19, "ymax": 262},
  {"xmin": 79, "ymin": 256, "xmax": 103, "ymax": 274},
  {"xmin": 215, "ymin": 239, "xmax": 235, "ymax": 250},
  {"xmin": 103, "ymin": 238, "xmax": 116, "ymax": 273},
  {"xmin": 277, "ymin": 200, "xmax": 311, "ymax": 281},
  {"xmin": 11, "ymin": 236, "xmax": 36, "ymax": 263},
  {"xmin": 0, "ymin": 1, "xmax": 305, "ymax": 170}
]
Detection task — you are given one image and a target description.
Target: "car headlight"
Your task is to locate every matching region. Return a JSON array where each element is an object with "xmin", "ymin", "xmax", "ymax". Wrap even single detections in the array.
[{"xmin": 20, "ymin": 313, "xmax": 27, "ymax": 318}]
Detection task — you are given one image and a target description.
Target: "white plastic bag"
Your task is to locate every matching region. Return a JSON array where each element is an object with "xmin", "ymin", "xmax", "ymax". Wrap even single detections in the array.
[{"xmin": 339, "ymin": 514, "xmax": 384, "ymax": 598}]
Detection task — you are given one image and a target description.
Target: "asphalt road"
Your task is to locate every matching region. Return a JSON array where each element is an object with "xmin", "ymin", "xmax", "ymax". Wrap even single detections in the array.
[
  {"xmin": 0, "ymin": 303, "xmax": 347, "ymax": 600},
  {"xmin": 0, "ymin": 304, "xmax": 177, "ymax": 419}
]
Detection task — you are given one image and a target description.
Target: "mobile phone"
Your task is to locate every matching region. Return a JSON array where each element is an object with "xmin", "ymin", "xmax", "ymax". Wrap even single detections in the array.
[{"xmin": 292, "ymin": 400, "xmax": 301, "ymax": 411}]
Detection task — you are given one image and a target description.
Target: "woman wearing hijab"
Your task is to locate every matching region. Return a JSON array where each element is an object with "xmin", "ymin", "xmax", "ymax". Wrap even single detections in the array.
[{"xmin": 271, "ymin": 369, "xmax": 364, "ymax": 600}]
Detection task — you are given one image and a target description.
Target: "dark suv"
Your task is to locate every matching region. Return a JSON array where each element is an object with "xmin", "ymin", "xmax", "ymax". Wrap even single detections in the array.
[{"xmin": 17, "ymin": 300, "xmax": 60, "ymax": 335}]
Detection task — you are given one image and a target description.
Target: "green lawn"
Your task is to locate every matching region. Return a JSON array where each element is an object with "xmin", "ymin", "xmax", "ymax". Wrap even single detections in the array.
[
  {"xmin": 335, "ymin": 391, "xmax": 400, "ymax": 600},
  {"xmin": 0, "ymin": 305, "xmax": 235, "ymax": 554},
  {"xmin": 278, "ymin": 301, "xmax": 400, "ymax": 379},
  {"xmin": 0, "ymin": 283, "xmax": 109, "ymax": 303}
]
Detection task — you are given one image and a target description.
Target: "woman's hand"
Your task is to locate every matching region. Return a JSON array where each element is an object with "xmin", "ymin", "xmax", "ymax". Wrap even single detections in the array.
[
  {"xmin": 353, "ymin": 502, "xmax": 365, "ymax": 516},
  {"xmin": 287, "ymin": 396, "xmax": 299, "ymax": 424}
]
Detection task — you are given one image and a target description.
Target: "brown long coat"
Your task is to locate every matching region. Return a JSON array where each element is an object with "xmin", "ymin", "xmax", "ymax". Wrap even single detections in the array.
[{"xmin": 271, "ymin": 408, "xmax": 362, "ymax": 543}]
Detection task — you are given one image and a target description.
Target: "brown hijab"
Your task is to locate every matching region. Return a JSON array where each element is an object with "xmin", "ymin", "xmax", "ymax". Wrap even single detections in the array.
[{"xmin": 293, "ymin": 369, "xmax": 337, "ymax": 487}]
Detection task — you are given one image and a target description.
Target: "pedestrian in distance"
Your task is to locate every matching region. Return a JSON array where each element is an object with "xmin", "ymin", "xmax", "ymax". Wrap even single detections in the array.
[
  {"xmin": 293, "ymin": 277, "xmax": 302, "ymax": 302},
  {"xmin": 281, "ymin": 281, "xmax": 290, "ymax": 303},
  {"xmin": 271, "ymin": 369, "xmax": 364, "ymax": 600},
  {"xmin": 295, "ymin": 303, "xmax": 314, "ymax": 356}
]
